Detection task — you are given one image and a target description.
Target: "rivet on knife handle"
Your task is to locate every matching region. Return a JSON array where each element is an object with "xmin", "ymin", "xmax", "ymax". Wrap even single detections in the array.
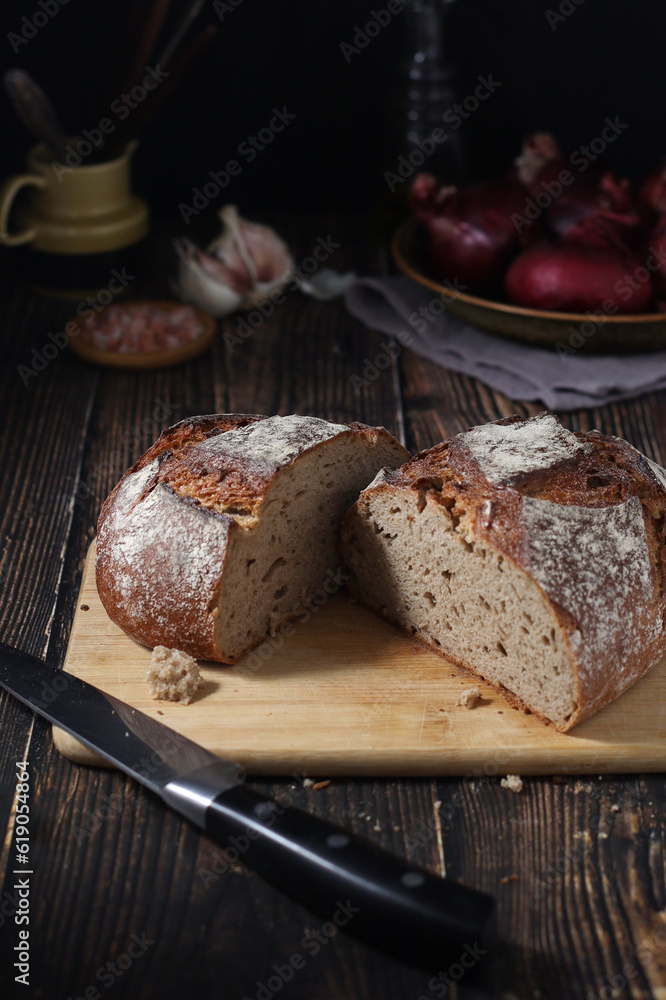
[{"xmin": 203, "ymin": 783, "xmax": 496, "ymax": 971}]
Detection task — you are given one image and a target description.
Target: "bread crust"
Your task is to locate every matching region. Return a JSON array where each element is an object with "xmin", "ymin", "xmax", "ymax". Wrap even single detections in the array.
[
  {"xmin": 343, "ymin": 413, "xmax": 666, "ymax": 730},
  {"xmin": 96, "ymin": 413, "xmax": 407, "ymax": 662}
]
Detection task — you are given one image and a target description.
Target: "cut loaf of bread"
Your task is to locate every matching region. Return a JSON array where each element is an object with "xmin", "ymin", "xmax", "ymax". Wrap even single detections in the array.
[
  {"xmin": 96, "ymin": 413, "xmax": 409, "ymax": 663},
  {"xmin": 340, "ymin": 413, "xmax": 666, "ymax": 730}
]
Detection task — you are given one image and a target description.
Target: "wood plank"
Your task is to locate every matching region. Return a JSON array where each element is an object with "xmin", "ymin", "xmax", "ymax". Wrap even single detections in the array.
[
  {"xmin": 0, "ymin": 315, "xmax": 99, "ymax": 654},
  {"xmin": 0, "ymin": 280, "xmax": 104, "ymax": 996}
]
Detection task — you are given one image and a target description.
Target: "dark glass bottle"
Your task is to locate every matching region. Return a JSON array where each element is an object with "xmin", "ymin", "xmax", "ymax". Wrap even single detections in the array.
[{"xmin": 378, "ymin": 0, "xmax": 461, "ymax": 238}]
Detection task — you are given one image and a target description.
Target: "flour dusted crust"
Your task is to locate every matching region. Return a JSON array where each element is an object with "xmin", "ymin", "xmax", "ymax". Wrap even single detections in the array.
[
  {"xmin": 521, "ymin": 495, "xmax": 656, "ymax": 718},
  {"xmin": 341, "ymin": 413, "xmax": 666, "ymax": 730},
  {"xmin": 460, "ymin": 413, "xmax": 587, "ymax": 483},
  {"xmin": 96, "ymin": 413, "xmax": 409, "ymax": 662},
  {"xmin": 97, "ymin": 414, "xmax": 261, "ymax": 661}
]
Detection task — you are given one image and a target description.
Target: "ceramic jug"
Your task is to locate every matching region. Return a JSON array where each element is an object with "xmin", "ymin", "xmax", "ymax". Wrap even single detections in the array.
[{"xmin": 0, "ymin": 140, "xmax": 149, "ymax": 294}]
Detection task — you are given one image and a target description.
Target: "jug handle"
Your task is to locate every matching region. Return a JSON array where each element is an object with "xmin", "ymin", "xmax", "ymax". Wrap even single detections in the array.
[{"xmin": 0, "ymin": 174, "xmax": 47, "ymax": 247}]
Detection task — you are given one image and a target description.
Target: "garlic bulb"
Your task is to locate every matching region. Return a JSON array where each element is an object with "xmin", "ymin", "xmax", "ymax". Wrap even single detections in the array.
[{"xmin": 174, "ymin": 206, "xmax": 293, "ymax": 317}]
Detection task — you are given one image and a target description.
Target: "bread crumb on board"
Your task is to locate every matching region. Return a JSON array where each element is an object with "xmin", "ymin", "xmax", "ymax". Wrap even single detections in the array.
[
  {"xmin": 501, "ymin": 774, "xmax": 524, "ymax": 793},
  {"xmin": 146, "ymin": 646, "xmax": 205, "ymax": 704},
  {"xmin": 458, "ymin": 686, "xmax": 481, "ymax": 709}
]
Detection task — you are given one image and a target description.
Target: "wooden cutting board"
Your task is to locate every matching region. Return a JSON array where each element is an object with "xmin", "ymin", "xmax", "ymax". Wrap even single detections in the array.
[{"xmin": 54, "ymin": 541, "xmax": 666, "ymax": 776}]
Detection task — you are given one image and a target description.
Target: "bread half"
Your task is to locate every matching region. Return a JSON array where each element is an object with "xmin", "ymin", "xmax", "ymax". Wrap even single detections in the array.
[
  {"xmin": 341, "ymin": 413, "xmax": 666, "ymax": 730},
  {"xmin": 96, "ymin": 413, "xmax": 409, "ymax": 662}
]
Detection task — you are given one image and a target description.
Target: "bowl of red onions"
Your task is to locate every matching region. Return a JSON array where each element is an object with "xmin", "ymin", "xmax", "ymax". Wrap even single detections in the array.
[{"xmin": 393, "ymin": 134, "xmax": 666, "ymax": 353}]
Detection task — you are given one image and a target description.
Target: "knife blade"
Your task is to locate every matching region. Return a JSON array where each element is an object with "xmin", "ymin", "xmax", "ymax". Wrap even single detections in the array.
[{"xmin": 0, "ymin": 643, "xmax": 495, "ymax": 971}]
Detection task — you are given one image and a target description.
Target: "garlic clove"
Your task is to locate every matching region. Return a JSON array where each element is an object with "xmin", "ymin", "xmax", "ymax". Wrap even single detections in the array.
[
  {"xmin": 174, "ymin": 207, "xmax": 293, "ymax": 316},
  {"xmin": 197, "ymin": 243, "xmax": 254, "ymax": 293},
  {"xmin": 173, "ymin": 238, "xmax": 244, "ymax": 317},
  {"xmin": 209, "ymin": 205, "xmax": 293, "ymax": 288}
]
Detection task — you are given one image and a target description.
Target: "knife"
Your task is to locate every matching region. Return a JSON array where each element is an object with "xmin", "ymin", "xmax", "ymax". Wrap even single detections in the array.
[{"xmin": 0, "ymin": 643, "xmax": 495, "ymax": 970}]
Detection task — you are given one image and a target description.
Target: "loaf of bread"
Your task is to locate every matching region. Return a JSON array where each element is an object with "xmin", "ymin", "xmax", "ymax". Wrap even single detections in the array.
[
  {"xmin": 96, "ymin": 413, "xmax": 409, "ymax": 663},
  {"xmin": 340, "ymin": 413, "xmax": 666, "ymax": 730}
]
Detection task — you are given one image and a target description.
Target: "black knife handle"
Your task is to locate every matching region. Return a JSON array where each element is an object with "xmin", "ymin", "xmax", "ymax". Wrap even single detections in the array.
[{"xmin": 205, "ymin": 784, "xmax": 495, "ymax": 971}]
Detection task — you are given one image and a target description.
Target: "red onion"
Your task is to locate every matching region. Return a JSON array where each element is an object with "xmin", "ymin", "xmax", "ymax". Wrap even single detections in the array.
[
  {"xmin": 546, "ymin": 171, "xmax": 641, "ymax": 243},
  {"xmin": 639, "ymin": 158, "xmax": 666, "ymax": 215},
  {"xmin": 646, "ymin": 215, "xmax": 666, "ymax": 299},
  {"xmin": 410, "ymin": 174, "xmax": 527, "ymax": 291},
  {"xmin": 514, "ymin": 132, "xmax": 641, "ymax": 242},
  {"xmin": 560, "ymin": 210, "xmax": 639, "ymax": 251},
  {"xmin": 505, "ymin": 241, "xmax": 653, "ymax": 314}
]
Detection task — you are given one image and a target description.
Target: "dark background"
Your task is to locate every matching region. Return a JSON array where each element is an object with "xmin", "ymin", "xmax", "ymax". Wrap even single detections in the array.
[{"xmin": 1, "ymin": 0, "xmax": 665, "ymax": 223}]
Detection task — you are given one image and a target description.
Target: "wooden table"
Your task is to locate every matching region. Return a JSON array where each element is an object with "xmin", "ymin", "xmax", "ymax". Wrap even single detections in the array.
[{"xmin": 1, "ymin": 216, "xmax": 665, "ymax": 1000}]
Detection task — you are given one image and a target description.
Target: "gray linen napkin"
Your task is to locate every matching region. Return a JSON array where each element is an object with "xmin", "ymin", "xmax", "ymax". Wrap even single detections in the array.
[{"xmin": 345, "ymin": 275, "xmax": 666, "ymax": 410}]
